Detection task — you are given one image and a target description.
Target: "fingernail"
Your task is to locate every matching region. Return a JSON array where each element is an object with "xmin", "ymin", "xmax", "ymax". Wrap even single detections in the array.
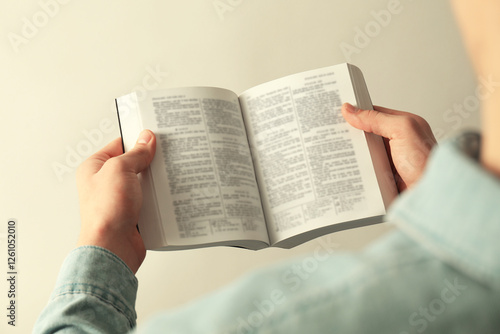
[
  {"xmin": 137, "ymin": 130, "xmax": 153, "ymax": 144},
  {"xmin": 344, "ymin": 103, "xmax": 358, "ymax": 113}
]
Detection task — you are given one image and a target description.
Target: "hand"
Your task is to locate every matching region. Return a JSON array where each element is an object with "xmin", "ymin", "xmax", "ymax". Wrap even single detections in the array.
[
  {"xmin": 76, "ymin": 130, "xmax": 156, "ymax": 273},
  {"xmin": 342, "ymin": 103, "xmax": 437, "ymax": 192}
]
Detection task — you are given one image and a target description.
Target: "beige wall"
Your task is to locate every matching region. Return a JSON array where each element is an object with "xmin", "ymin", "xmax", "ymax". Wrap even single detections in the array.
[{"xmin": 0, "ymin": 0, "xmax": 479, "ymax": 331}]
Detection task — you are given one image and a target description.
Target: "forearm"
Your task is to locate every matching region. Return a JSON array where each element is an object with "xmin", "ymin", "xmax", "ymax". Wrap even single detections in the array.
[{"xmin": 34, "ymin": 246, "xmax": 138, "ymax": 334}]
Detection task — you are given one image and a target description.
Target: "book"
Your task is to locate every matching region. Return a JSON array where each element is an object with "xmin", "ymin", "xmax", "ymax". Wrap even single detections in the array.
[{"xmin": 115, "ymin": 63, "xmax": 398, "ymax": 251}]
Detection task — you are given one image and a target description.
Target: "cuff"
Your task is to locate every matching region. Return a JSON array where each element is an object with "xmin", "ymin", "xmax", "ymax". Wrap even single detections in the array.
[{"xmin": 51, "ymin": 245, "xmax": 139, "ymax": 327}]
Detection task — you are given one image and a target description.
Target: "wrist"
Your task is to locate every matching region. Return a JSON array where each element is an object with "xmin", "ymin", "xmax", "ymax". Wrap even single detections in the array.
[{"xmin": 77, "ymin": 225, "xmax": 145, "ymax": 274}]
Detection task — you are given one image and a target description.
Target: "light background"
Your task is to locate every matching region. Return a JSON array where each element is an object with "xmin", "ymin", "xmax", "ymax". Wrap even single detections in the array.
[{"xmin": 0, "ymin": 0, "xmax": 479, "ymax": 332}]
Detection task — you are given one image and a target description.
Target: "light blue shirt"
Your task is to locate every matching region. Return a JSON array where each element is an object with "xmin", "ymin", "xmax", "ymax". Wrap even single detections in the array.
[{"xmin": 34, "ymin": 134, "xmax": 500, "ymax": 333}]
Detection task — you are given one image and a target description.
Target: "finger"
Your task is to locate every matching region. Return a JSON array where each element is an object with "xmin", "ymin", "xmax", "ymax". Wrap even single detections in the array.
[
  {"xmin": 375, "ymin": 105, "xmax": 434, "ymax": 135},
  {"xmin": 79, "ymin": 137, "xmax": 124, "ymax": 177},
  {"xmin": 93, "ymin": 137, "xmax": 124, "ymax": 160},
  {"xmin": 341, "ymin": 103, "xmax": 401, "ymax": 139},
  {"xmin": 115, "ymin": 130, "xmax": 156, "ymax": 174},
  {"xmin": 373, "ymin": 105, "xmax": 412, "ymax": 116}
]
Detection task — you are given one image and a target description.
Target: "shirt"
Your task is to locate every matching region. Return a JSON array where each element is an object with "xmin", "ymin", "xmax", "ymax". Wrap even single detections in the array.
[{"xmin": 34, "ymin": 134, "xmax": 500, "ymax": 333}]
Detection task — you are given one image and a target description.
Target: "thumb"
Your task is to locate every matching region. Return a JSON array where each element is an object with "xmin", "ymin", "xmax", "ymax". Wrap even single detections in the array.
[
  {"xmin": 118, "ymin": 129, "xmax": 156, "ymax": 174},
  {"xmin": 341, "ymin": 103, "xmax": 399, "ymax": 139}
]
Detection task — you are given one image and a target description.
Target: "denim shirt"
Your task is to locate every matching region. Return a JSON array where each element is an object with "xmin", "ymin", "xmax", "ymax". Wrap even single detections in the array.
[{"xmin": 34, "ymin": 135, "xmax": 500, "ymax": 333}]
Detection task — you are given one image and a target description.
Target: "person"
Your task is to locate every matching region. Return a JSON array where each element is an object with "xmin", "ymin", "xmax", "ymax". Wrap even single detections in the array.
[{"xmin": 34, "ymin": 1, "xmax": 500, "ymax": 333}]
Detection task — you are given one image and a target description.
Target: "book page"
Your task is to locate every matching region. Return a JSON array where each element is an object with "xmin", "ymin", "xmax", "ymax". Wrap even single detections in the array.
[
  {"xmin": 239, "ymin": 64, "xmax": 388, "ymax": 246},
  {"xmin": 136, "ymin": 87, "xmax": 269, "ymax": 248}
]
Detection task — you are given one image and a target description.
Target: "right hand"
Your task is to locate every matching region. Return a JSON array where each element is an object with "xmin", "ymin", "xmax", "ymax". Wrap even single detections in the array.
[{"xmin": 341, "ymin": 103, "xmax": 437, "ymax": 192}]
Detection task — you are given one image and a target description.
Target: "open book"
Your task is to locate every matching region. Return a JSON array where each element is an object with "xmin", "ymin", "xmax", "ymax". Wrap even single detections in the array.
[{"xmin": 116, "ymin": 63, "xmax": 398, "ymax": 251}]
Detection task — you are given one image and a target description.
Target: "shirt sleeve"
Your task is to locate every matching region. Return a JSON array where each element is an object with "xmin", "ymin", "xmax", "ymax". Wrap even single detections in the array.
[
  {"xmin": 35, "ymin": 134, "xmax": 500, "ymax": 334},
  {"xmin": 33, "ymin": 246, "xmax": 138, "ymax": 334},
  {"xmin": 386, "ymin": 135, "xmax": 500, "ymax": 289},
  {"xmin": 130, "ymin": 134, "xmax": 500, "ymax": 333}
]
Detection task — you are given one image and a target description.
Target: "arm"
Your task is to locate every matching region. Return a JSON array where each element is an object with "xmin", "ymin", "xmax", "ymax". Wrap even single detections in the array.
[
  {"xmin": 131, "ymin": 112, "xmax": 500, "ymax": 333},
  {"xmin": 34, "ymin": 130, "xmax": 156, "ymax": 333},
  {"xmin": 340, "ymin": 2, "xmax": 500, "ymax": 285},
  {"xmin": 34, "ymin": 246, "xmax": 139, "ymax": 334}
]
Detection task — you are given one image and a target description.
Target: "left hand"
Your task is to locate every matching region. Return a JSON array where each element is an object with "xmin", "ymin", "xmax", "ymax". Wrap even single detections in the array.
[{"xmin": 76, "ymin": 130, "xmax": 156, "ymax": 273}]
